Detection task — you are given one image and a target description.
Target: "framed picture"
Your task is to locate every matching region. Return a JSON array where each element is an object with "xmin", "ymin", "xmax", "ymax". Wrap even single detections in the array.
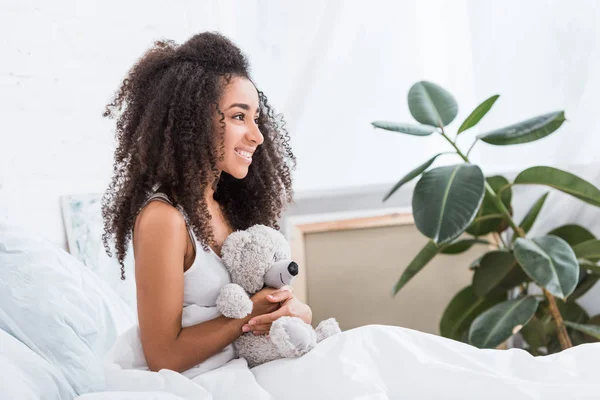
[{"xmin": 61, "ymin": 193, "xmax": 105, "ymax": 269}]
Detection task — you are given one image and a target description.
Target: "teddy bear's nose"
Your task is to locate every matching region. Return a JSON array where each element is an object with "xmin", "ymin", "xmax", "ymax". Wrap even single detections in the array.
[{"xmin": 287, "ymin": 262, "xmax": 299, "ymax": 276}]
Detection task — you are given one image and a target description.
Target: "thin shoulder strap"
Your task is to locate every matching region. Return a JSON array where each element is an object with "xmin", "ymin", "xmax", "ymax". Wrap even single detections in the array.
[{"xmin": 141, "ymin": 191, "xmax": 174, "ymax": 207}]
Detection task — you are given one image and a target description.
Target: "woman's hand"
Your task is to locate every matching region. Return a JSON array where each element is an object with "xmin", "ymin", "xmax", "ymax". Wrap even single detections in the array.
[
  {"xmin": 242, "ymin": 286, "xmax": 313, "ymax": 335},
  {"xmin": 248, "ymin": 287, "xmax": 281, "ymax": 318}
]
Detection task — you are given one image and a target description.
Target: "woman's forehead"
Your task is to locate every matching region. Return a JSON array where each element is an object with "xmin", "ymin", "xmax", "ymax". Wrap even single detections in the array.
[{"xmin": 221, "ymin": 77, "xmax": 260, "ymax": 112}]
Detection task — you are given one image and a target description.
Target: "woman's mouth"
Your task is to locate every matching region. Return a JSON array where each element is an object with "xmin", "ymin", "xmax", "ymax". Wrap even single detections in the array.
[{"xmin": 234, "ymin": 148, "xmax": 253, "ymax": 163}]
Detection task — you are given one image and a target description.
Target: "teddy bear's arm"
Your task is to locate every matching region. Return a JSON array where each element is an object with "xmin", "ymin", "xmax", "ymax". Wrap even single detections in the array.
[{"xmin": 216, "ymin": 283, "xmax": 253, "ymax": 319}]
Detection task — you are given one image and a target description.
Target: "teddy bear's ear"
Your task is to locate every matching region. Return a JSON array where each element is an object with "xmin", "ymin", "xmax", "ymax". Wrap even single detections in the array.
[
  {"xmin": 222, "ymin": 230, "xmax": 252, "ymax": 251},
  {"xmin": 247, "ymin": 225, "xmax": 291, "ymax": 258},
  {"xmin": 246, "ymin": 224, "xmax": 273, "ymax": 236},
  {"xmin": 246, "ymin": 224, "xmax": 285, "ymax": 242}
]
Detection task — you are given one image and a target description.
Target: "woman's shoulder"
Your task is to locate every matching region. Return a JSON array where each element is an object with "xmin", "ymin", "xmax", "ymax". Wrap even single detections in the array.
[{"xmin": 133, "ymin": 200, "xmax": 189, "ymax": 253}]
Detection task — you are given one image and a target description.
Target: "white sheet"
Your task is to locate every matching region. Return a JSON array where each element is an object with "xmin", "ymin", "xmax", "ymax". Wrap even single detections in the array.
[{"xmin": 78, "ymin": 325, "xmax": 600, "ymax": 400}]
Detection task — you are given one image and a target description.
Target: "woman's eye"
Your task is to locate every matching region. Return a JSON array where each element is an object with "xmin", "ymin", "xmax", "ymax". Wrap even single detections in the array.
[{"xmin": 233, "ymin": 114, "xmax": 259, "ymax": 124}]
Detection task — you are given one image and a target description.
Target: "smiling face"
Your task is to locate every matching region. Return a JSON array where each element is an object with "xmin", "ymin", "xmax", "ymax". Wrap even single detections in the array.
[{"xmin": 214, "ymin": 76, "xmax": 265, "ymax": 179}]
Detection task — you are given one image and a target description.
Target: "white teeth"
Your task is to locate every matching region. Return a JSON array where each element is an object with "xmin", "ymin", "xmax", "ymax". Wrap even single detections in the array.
[{"xmin": 235, "ymin": 149, "xmax": 253, "ymax": 159}]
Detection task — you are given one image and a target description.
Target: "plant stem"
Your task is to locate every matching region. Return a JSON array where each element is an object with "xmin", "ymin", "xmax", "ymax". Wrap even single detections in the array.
[
  {"xmin": 466, "ymin": 139, "xmax": 479, "ymax": 158},
  {"xmin": 440, "ymin": 130, "xmax": 465, "ymax": 160},
  {"xmin": 544, "ymin": 288, "xmax": 572, "ymax": 349},
  {"xmin": 439, "ymin": 127, "xmax": 573, "ymax": 350},
  {"xmin": 495, "ymin": 232, "xmax": 508, "ymax": 249}
]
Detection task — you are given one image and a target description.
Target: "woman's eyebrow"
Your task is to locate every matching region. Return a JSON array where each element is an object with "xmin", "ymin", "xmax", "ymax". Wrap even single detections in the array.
[{"xmin": 226, "ymin": 103, "xmax": 260, "ymax": 113}]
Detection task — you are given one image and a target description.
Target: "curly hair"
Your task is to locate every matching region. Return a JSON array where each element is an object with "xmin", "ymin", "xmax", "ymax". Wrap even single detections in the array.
[{"xmin": 101, "ymin": 32, "xmax": 296, "ymax": 280}]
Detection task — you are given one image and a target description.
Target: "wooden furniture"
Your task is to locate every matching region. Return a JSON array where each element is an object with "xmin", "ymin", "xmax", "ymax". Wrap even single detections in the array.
[{"xmin": 286, "ymin": 208, "xmax": 491, "ymax": 335}]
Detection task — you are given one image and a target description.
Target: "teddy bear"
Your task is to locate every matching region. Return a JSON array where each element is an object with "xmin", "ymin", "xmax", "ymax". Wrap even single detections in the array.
[{"xmin": 215, "ymin": 224, "xmax": 341, "ymax": 367}]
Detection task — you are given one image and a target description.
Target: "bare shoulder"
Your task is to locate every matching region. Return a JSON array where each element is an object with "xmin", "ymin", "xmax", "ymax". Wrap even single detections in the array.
[
  {"xmin": 132, "ymin": 201, "xmax": 188, "ymax": 268},
  {"xmin": 134, "ymin": 200, "xmax": 186, "ymax": 237}
]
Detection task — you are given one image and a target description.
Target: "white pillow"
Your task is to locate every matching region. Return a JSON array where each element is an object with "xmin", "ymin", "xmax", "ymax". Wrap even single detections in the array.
[
  {"xmin": 60, "ymin": 194, "xmax": 137, "ymax": 311},
  {"xmin": 0, "ymin": 222, "xmax": 136, "ymax": 396},
  {"xmin": 0, "ymin": 328, "xmax": 75, "ymax": 400}
]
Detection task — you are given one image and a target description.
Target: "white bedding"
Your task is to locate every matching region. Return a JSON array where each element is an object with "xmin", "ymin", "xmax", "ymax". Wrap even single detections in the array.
[
  {"xmin": 4, "ymin": 222, "xmax": 600, "ymax": 399},
  {"xmin": 77, "ymin": 324, "xmax": 600, "ymax": 400}
]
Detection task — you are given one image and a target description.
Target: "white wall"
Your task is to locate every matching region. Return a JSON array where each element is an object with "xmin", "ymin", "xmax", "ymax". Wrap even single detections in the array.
[
  {"xmin": 2, "ymin": 0, "xmax": 600, "ymax": 255},
  {"xmin": 0, "ymin": 0, "xmax": 475, "ymax": 248},
  {"xmin": 465, "ymin": 0, "xmax": 600, "ymax": 173},
  {"xmin": 0, "ymin": 1, "xmax": 227, "ymax": 248}
]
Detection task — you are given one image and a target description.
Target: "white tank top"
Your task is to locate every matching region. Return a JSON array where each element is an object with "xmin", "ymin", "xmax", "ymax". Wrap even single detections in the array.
[{"xmin": 107, "ymin": 192, "xmax": 235, "ymax": 378}]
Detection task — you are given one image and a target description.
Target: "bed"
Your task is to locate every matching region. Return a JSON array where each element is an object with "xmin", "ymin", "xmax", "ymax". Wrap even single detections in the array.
[{"xmin": 2, "ymin": 221, "xmax": 600, "ymax": 400}]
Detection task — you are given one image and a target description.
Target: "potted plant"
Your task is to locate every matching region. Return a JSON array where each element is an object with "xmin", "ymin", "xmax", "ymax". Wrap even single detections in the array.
[{"xmin": 372, "ymin": 81, "xmax": 600, "ymax": 354}]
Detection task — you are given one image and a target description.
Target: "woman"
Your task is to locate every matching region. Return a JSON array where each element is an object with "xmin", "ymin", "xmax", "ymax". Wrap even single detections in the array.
[{"xmin": 101, "ymin": 32, "xmax": 311, "ymax": 375}]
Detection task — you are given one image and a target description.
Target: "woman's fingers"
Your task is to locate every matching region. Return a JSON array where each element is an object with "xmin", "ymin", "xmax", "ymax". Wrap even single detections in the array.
[
  {"xmin": 266, "ymin": 286, "xmax": 294, "ymax": 303},
  {"xmin": 248, "ymin": 305, "xmax": 290, "ymax": 326},
  {"xmin": 242, "ymin": 323, "xmax": 271, "ymax": 333}
]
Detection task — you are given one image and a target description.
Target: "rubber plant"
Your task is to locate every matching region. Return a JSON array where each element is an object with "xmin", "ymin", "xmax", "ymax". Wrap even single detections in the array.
[{"xmin": 373, "ymin": 81, "xmax": 600, "ymax": 355}]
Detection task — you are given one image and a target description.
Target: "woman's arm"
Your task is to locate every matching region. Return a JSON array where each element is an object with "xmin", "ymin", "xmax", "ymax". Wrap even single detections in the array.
[{"xmin": 132, "ymin": 202, "xmax": 278, "ymax": 373}]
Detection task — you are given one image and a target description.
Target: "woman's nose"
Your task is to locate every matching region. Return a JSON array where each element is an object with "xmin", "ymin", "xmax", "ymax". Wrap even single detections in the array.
[{"xmin": 249, "ymin": 123, "xmax": 264, "ymax": 145}]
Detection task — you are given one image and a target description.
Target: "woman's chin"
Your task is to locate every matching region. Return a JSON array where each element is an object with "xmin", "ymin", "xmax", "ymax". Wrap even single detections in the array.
[{"xmin": 227, "ymin": 167, "xmax": 250, "ymax": 179}]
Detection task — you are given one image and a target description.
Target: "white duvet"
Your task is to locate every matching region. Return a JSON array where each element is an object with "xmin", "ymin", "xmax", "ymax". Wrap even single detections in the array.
[{"xmin": 76, "ymin": 324, "xmax": 600, "ymax": 400}]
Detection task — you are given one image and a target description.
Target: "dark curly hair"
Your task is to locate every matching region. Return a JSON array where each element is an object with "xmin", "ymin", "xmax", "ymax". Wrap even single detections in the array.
[{"xmin": 101, "ymin": 32, "xmax": 296, "ymax": 279}]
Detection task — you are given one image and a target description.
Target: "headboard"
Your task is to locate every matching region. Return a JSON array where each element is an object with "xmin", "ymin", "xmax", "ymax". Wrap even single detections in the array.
[{"xmin": 286, "ymin": 208, "xmax": 492, "ymax": 335}]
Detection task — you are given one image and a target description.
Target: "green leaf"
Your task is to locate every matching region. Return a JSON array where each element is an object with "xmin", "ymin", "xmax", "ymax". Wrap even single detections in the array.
[
  {"xmin": 572, "ymin": 239, "xmax": 600, "ymax": 260},
  {"xmin": 563, "ymin": 321, "xmax": 600, "ymax": 340},
  {"xmin": 556, "ymin": 298, "xmax": 589, "ymax": 324},
  {"xmin": 548, "ymin": 224, "xmax": 595, "ymax": 246},
  {"xmin": 472, "ymin": 251, "xmax": 529, "ymax": 297},
  {"xmin": 568, "ymin": 269, "xmax": 600, "ymax": 302},
  {"xmin": 557, "ymin": 300, "xmax": 591, "ymax": 346},
  {"xmin": 383, "ymin": 153, "xmax": 444, "ymax": 202},
  {"xmin": 467, "ymin": 176, "xmax": 512, "ymax": 236},
  {"xmin": 518, "ymin": 192, "xmax": 549, "ymax": 235},
  {"xmin": 439, "ymin": 286, "xmax": 506, "ymax": 342},
  {"xmin": 477, "ymin": 111, "xmax": 565, "ymax": 145},
  {"xmin": 583, "ymin": 315, "xmax": 600, "ymax": 342},
  {"xmin": 457, "ymin": 94, "xmax": 500, "ymax": 135},
  {"xmin": 515, "ymin": 166, "xmax": 600, "ymax": 207},
  {"xmin": 407, "ymin": 81, "xmax": 458, "ymax": 127},
  {"xmin": 579, "ymin": 259, "xmax": 600, "ymax": 275},
  {"xmin": 549, "ymin": 298, "xmax": 594, "ymax": 349},
  {"xmin": 413, "ymin": 164, "xmax": 485, "ymax": 244},
  {"xmin": 371, "ymin": 121, "xmax": 436, "ymax": 136},
  {"xmin": 468, "ymin": 296, "xmax": 539, "ymax": 348},
  {"xmin": 545, "ymin": 300, "xmax": 593, "ymax": 352},
  {"xmin": 520, "ymin": 316, "xmax": 550, "ymax": 351},
  {"xmin": 471, "ymin": 213, "xmax": 505, "ymax": 224},
  {"xmin": 440, "ymin": 239, "xmax": 490, "ymax": 255},
  {"xmin": 392, "ymin": 240, "xmax": 440, "ymax": 295},
  {"xmin": 513, "ymin": 236, "xmax": 580, "ymax": 299}
]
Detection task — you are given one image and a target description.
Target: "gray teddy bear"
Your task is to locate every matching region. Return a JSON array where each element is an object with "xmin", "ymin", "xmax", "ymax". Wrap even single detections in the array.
[{"xmin": 216, "ymin": 224, "xmax": 341, "ymax": 367}]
